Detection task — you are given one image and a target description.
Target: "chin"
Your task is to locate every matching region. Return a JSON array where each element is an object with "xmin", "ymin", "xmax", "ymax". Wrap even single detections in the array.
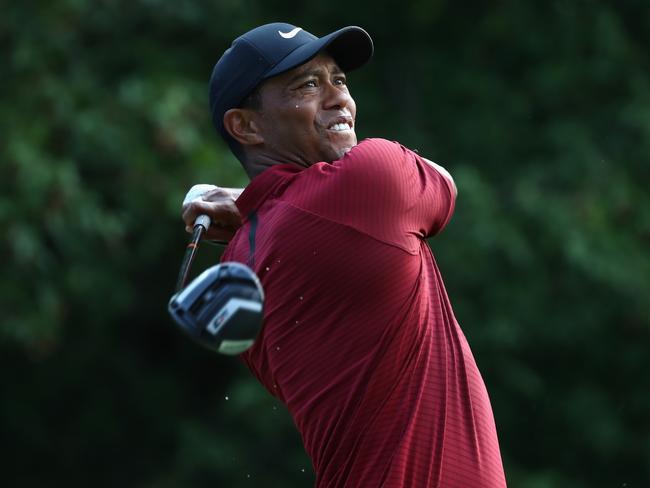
[
  {"xmin": 335, "ymin": 144, "xmax": 356, "ymax": 159},
  {"xmin": 323, "ymin": 133, "xmax": 357, "ymax": 161}
]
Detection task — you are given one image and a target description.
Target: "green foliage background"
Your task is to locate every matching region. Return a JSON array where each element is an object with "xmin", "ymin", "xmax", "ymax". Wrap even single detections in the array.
[{"xmin": 2, "ymin": 1, "xmax": 649, "ymax": 486}]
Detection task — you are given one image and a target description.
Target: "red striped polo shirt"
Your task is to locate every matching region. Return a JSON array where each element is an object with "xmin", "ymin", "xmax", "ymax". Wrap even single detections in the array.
[{"xmin": 222, "ymin": 138, "xmax": 506, "ymax": 487}]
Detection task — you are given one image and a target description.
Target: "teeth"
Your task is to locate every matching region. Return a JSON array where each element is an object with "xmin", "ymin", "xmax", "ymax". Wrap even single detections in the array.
[{"xmin": 329, "ymin": 123, "xmax": 351, "ymax": 131}]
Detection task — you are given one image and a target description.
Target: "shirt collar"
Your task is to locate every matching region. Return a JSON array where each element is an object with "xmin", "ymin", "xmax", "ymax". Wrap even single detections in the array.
[{"xmin": 236, "ymin": 164, "xmax": 302, "ymax": 219}]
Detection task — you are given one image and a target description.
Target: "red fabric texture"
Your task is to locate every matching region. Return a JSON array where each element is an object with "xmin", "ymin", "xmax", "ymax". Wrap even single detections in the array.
[{"xmin": 222, "ymin": 138, "xmax": 507, "ymax": 487}]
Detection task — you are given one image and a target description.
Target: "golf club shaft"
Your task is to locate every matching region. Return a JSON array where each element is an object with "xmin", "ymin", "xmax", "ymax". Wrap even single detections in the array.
[{"xmin": 176, "ymin": 224, "xmax": 205, "ymax": 292}]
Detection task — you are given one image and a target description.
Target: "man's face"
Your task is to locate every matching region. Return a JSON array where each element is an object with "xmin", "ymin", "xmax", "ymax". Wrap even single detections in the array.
[{"xmin": 253, "ymin": 53, "xmax": 357, "ymax": 166}]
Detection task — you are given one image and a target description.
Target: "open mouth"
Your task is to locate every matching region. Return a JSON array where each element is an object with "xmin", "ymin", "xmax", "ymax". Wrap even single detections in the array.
[
  {"xmin": 327, "ymin": 117, "xmax": 354, "ymax": 133},
  {"xmin": 329, "ymin": 122, "xmax": 352, "ymax": 132}
]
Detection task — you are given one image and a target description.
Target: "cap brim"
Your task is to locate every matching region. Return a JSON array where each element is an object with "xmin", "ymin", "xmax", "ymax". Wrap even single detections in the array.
[{"xmin": 264, "ymin": 26, "xmax": 373, "ymax": 79}]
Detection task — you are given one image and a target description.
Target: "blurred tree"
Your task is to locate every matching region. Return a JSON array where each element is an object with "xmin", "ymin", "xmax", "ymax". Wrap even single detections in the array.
[{"xmin": 1, "ymin": 0, "xmax": 648, "ymax": 487}]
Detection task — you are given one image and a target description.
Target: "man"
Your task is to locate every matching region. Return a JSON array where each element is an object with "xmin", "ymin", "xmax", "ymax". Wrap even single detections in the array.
[{"xmin": 182, "ymin": 23, "xmax": 507, "ymax": 487}]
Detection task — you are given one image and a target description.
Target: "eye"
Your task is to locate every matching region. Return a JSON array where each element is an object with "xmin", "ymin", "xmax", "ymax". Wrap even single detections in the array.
[
  {"xmin": 302, "ymin": 79, "xmax": 318, "ymax": 88},
  {"xmin": 333, "ymin": 76, "xmax": 347, "ymax": 86}
]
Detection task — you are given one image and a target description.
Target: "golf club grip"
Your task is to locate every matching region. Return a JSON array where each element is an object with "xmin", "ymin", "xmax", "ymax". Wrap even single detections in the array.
[{"xmin": 194, "ymin": 214, "xmax": 211, "ymax": 230}]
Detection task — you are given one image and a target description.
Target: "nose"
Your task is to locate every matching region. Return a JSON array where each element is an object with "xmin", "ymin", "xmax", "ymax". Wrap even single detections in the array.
[{"xmin": 322, "ymin": 80, "xmax": 353, "ymax": 111}]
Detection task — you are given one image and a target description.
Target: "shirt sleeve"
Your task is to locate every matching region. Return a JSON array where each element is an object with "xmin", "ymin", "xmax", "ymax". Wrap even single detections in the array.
[{"xmin": 288, "ymin": 138, "xmax": 456, "ymax": 253}]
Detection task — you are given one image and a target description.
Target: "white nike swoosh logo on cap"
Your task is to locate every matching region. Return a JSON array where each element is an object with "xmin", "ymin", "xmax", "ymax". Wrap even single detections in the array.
[{"xmin": 278, "ymin": 27, "xmax": 302, "ymax": 39}]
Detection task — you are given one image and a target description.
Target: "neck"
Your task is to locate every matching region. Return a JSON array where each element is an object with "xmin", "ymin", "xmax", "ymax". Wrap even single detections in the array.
[{"xmin": 244, "ymin": 151, "xmax": 312, "ymax": 180}]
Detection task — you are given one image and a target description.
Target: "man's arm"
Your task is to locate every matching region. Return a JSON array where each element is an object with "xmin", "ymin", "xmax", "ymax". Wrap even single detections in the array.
[
  {"xmin": 181, "ymin": 185, "xmax": 244, "ymax": 242},
  {"xmin": 423, "ymin": 158, "xmax": 457, "ymax": 199},
  {"xmin": 294, "ymin": 139, "xmax": 456, "ymax": 248}
]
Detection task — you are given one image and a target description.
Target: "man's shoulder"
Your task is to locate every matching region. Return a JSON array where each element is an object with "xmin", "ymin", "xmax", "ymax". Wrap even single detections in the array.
[
  {"xmin": 332, "ymin": 138, "xmax": 419, "ymax": 184},
  {"xmin": 318, "ymin": 138, "xmax": 413, "ymax": 179},
  {"xmin": 282, "ymin": 137, "xmax": 418, "ymax": 211},
  {"xmin": 348, "ymin": 138, "xmax": 411, "ymax": 160}
]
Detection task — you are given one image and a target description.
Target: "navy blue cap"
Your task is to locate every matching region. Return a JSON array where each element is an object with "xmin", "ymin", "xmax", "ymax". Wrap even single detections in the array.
[{"xmin": 209, "ymin": 23, "xmax": 373, "ymax": 138}]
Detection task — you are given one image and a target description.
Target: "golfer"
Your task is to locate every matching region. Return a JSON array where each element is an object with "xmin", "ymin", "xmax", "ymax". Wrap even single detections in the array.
[{"xmin": 183, "ymin": 23, "xmax": 507, "ymax": 488}]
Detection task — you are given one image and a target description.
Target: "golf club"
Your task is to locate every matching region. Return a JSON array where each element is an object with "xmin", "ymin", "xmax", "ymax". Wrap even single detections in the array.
[{"xmin": 168, "ymin": 186, "xmax": 264, "ymax": 355}]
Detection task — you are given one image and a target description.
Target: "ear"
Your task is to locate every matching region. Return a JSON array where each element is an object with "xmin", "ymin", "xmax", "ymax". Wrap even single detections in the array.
[{"xmin": 223, "ymin": 109, "xmax": 264, "ymax": 146}]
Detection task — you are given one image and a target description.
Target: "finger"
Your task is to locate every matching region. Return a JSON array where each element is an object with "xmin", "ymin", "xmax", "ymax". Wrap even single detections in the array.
[
  {"xmin": 205, "ymin": 226, "xmax": 237, "ymax": 242},
  {"xmin": 181, "ymin": 201, "xmax": 212, "ymax": 227},
  {"xmin": 183, "ymin": 200, "xmax": 242, "ymax": 228}
]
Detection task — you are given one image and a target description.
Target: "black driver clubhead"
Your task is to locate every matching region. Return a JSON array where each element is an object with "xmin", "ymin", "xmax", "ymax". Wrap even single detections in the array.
[{"xmin": 168, "ymin": 262, "xmax": 264, "ymax": 355}]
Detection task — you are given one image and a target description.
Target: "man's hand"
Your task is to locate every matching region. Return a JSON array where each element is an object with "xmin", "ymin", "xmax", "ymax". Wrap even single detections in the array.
[{"xmin": 181, "ymin": 185, "xmax": 244, "ymax": 242}]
